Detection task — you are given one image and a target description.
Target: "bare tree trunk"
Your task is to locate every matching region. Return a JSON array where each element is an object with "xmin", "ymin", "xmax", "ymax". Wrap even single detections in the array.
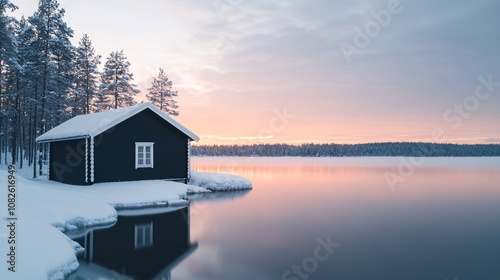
[
  {"xmin": 0, "ymin": 63, "xmax": 3, "ymax": 166},
  {"xmin": 28, "ymin": 114, "xmax": 32, "ymax": 165},
  {"xmin": 85, "ymin": 70, "xmax": 90, "ymax": 114},
  {"xmin": 160, "ymin": 82, "xmax": 164, "ymax": 110},
  {"xmin": 11, "ymin": 93, "xmax": 20, "ymax": 165},
  {"xmin": 20, "ymin": 117, "xmax": 24, "ymax": 169},
  {"xmin": 3, "ymin": 126, "xmax": 7, "ymax": 164},
  {"xmin": 39, "ymin": 65, "xmax": 47, "ymax": 176},
  {"xmin": 114, "ymin": 70, "xmax": 118, "ymax": 109},
  {"xmin": 33, "ymin": 81, "xmax": 39, "ymax": 178}
]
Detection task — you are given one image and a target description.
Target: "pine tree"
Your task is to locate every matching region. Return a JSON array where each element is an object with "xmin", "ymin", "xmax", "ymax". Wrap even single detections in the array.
[
  {"xmin": 146, "ymin": 68, "xmax": 179, "ymax": 116},
  {"xmin": 16, "ymin": 17, "xmax": 39, "ymax": 168},
  {"xmin": 74, "ymin": 34, "xmax": 100, "ymax": 114},
  {"xmin": 28, "ymin": 0, "xmax": 75, "ymax": 176},
  {"xmin": 0, "ymin": 0, "xmax": 18, "ymax": 165},
  {"xmin": 92, "ymin": 90, "xmax": 111, "ymax": 112},
  {"xmin": 0, "ymin": 0, "xmax": 18, "ymax": 69},
  {"xmin": 100, "ymin": 50, "xmax": 139, "ymax": 109},
  {"xmin": 28, "ymin": 0, "xmax": 75, "ymax": 133}
]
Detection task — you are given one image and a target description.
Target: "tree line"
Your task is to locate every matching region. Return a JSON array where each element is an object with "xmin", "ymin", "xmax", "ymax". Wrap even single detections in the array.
[
  {"xmin": 0, "ymin": 0, "xmax": 179, "ymax": 172},
  {"xmin": 191, "ymin": 142, "xmax": 500, "ymax": 157}
]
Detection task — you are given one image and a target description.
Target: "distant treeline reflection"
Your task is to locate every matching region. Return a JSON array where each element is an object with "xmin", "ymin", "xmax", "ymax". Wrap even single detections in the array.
[{"xmin": 191, "ymin": 143, "xmax": 500, "ymax": 157}]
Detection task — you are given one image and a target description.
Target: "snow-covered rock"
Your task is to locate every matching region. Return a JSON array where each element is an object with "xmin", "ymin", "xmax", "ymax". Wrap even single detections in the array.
[{"xmin": 189, "ymin": 170, "xmax": 253, "ymax": 191}]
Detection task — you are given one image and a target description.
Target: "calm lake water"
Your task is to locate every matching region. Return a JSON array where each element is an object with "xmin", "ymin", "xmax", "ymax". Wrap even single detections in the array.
[{"xmin": 73, "ymin": 157, "xmax": 500, "ymax": 280}]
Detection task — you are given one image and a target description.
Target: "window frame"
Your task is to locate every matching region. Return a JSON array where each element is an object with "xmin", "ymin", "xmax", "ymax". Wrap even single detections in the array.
[
  {"xmin": 134, "ymin": 222, "xmax": 154, "ymax": 249},
  {"xmin": 135, "ymin": 142, "xmax": 154, "ymax": 169}
]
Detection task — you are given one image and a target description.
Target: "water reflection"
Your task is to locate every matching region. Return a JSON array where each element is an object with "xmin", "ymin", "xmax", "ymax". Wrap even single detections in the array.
[
  {"xmin": 176, "ymin": 157, "xmax": 500, "ymax": 280},
  {"xmin": 65, "ymin": 158, "xmax": 500, "ymax": 279},
  {"xmin": 69, "ymin": 206, "xmax": 197, "ymax": 280},
  {"xmin": 188, "ymin": 189, "xmax": 251, "ymax": 203}
]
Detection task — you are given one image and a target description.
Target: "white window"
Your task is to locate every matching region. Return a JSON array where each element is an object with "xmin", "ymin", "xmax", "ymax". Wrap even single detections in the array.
[
  {"xmin": 135, "ymin": 222, "xmax": 153, "ymax": 249},
  {"xmin": 135, "ymin": 142, "xmax": 154, "ymax": 169}
]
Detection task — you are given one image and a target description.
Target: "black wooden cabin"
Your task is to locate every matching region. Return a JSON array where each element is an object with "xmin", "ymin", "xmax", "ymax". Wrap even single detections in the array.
[{"xmin": 36, "ymin": 103, "xmax": 199, "ymax": 185}]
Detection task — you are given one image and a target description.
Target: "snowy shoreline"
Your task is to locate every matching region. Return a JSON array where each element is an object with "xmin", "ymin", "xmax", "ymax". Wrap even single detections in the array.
[{"xmin": 0, "ymin": 169, "xmax": 251, "ymax": 280}]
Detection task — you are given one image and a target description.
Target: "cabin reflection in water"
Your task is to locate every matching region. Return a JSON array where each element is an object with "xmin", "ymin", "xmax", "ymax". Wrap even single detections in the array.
[{"xmin": 69, "ymin": 206, "xmax": 197, "ymax": 280}]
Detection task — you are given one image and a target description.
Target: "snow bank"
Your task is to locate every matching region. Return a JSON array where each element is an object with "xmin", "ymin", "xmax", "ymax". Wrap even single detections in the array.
[
  {"xmin": 190, "ymin": 170, "xmax": 253, "ymax": 191},
  {"xmin": 84, "ymin": 180, "xmax": 189, "ymax": 209},
  {"xmin": 0, "ymin": 172, "xmax": 115, "ymax": 279},
  {"xmin": 0, "ymin": 166, "xmax": 252, "ymax": 279},
  {"xmin": 0, "ymin": 168, "xmax": 252, "ymax": 279},
  {"xmin": 0, "ymin": 174, "xmax": 188, "ymax": 279},
  {"xmin": 0, "ymin": 215, "xmax": 83, "ymax": 280},
  {"xmin": 17, "ymin": 179, "xmax": 117, "ymax": 232}
]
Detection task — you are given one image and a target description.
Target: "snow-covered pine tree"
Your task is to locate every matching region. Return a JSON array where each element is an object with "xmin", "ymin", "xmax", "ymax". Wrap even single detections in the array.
[
  {"xmin": 74, "ymin": 34, "xmax": 101, "ymax": 115},
  {"xmin": 16, "ymin": 16, "xmax": 39, "ymax": 167},
  {"xmin": 100, "ymin": 50, "xmax": 139, "ymax": 109},
  {"xmin": 146, "ymin": 68, "xmax": 179, "ymax": 116},
  {"xmin": 28, "ymin": 0, "xmax": 75, "ymax": 133},
  {"xmin": 92, "ymin": 90, "xmax": 111, "ymax": 112},
  {"xmin": 0, "ymin": 0, "xmax": 18, "ymax": 69},
  {"xmin": 0, "ymin": 0, "xmax": 19, "ymax": 165},
  {"xmin": 49, "ymin": 29, "xmax": 75, "ymax": 126},
  {"xmin": 28, "ymin": 0, "xmax": 76, "ymax": 176}
]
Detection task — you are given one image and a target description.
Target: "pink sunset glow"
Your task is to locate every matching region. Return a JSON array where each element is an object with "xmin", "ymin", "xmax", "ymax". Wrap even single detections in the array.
[{"xmin": 12, "ymin": 0, "xmax": 500, "ymax": 145}]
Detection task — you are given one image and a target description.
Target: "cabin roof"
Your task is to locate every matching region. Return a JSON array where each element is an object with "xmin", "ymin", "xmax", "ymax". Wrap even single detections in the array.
[{"xmin": 36, "ymin": 103, "xmax": 199, "ymax": 143}]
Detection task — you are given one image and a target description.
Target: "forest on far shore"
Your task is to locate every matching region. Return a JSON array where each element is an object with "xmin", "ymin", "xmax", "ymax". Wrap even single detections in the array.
[{"xmin": 191, "ymin": 142, "xmax": 500, "ymax": 157}]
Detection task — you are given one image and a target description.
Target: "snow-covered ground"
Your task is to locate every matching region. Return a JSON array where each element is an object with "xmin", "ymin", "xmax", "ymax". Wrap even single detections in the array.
[{"xmin": 0, "ymin": 168, "xmax": 252, "ymax": 280}]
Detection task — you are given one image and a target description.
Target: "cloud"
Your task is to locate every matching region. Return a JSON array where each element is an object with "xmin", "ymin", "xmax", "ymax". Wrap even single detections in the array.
[{"xmin": 12, "ymin": 0, "xmax": 500, "ymax": 144}]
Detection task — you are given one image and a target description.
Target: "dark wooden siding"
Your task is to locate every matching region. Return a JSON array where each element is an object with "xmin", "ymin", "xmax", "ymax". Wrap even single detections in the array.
[
  {"xmin": 49, "ymin": 139, "xmax": 87, "ymax": 185},
  {"xmin": 93, "ymin": 109, "xmax": 188, "ymax": 183}
]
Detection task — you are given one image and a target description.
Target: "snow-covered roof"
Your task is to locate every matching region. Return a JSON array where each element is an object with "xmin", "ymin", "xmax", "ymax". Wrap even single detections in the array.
[{"xmin": 36, "ymin": 103, "xmax": 200, "ymax": 143}]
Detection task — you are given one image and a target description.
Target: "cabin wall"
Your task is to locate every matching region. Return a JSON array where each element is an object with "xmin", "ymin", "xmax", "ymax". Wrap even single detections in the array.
[
  {"xmin": 93, "ymin": 109, "xmax": 189, "ymax": 183},
  {"xmin": 49, "ymin": 139, "xmax": 87, "ymax": 185}
]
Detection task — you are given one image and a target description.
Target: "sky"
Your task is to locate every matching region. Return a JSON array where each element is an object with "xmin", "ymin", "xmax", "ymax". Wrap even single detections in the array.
[{"xmin": 10, "ymin": 0, "xmax": 500, "ymax": 145}]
